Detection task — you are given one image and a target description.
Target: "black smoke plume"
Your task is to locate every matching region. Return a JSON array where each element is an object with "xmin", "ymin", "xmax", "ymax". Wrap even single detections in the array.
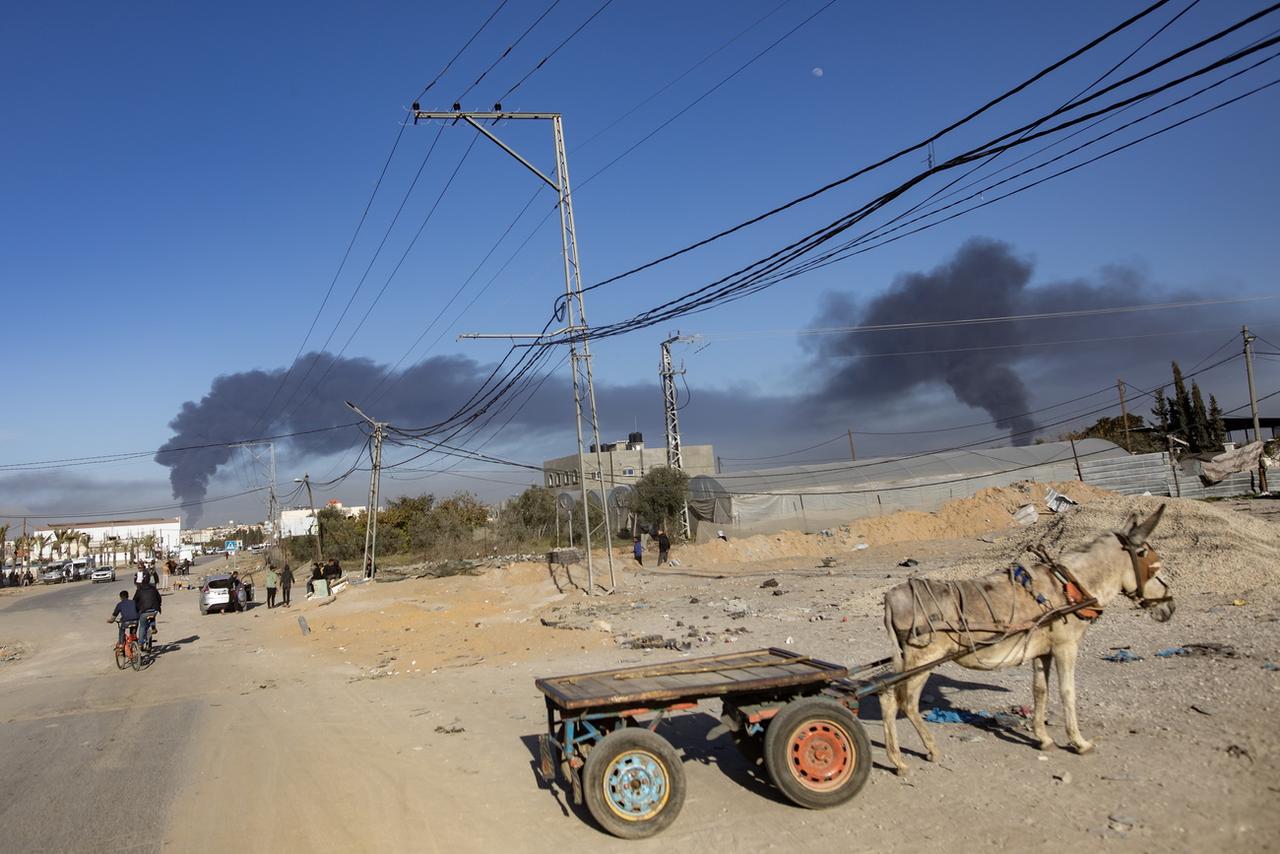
[{"xmin": 806, "ymin": 238, "xmax": 1206, "ymax": 443}]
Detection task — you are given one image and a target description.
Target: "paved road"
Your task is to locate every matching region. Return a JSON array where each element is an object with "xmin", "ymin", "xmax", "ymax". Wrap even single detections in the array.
[{"xmin": 0, "ymin": 565, "xmax": 222, "ymax": 853}]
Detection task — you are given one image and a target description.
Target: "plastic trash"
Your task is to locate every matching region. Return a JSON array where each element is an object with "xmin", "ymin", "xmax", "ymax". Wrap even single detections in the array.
[
  {"xmin": 924, "ymin": 708, "xmax": 992, "ymax": 724},
  {"xmin": 1156, "ymin": 647, "xmax": 1188, "ymax": 658},
  {"xmin": 1102, "ymin": 649, "xmax": 1141, "ymax": 662}
]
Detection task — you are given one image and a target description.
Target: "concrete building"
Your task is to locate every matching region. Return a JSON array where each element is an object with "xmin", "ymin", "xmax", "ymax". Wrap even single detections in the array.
[
  {"xmin": 542, "ymin": 433, "xmax": 715, "ymax": 495},
  {"xmin": 279, "ymin": 500, "xmax": 370, "ymax": 539},
  {"xmin": 34, "ymin": 516, "xmax": 181, "ymax": 561}
]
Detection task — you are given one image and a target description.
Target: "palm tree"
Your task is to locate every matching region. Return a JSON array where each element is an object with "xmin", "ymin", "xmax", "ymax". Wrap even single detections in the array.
[
  {"xmin": 32, "ymin": 534, "xmax": 50, "ymax": 563},
  {"xmin": 0, "ymin": 524, "xmax": 9, "ymax": 574},
  {"xmin": 51, "ymin": 527, "xmax": 72, "ymax": 560},
  {"xmin": 140, "ymin": 533, "xmax": 157, "ymax": 560},
  {"xmin": 74, "ymin": 531, "xmax": 91, "ymax": 558}
]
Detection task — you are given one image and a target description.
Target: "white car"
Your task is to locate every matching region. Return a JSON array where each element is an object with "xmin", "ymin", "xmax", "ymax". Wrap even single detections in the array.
[
  {"xmin": 91, "ymin": 566, "xmax": 117, "ymax": 583},
  {"xmin": 200, "ymin": 574, "xmax": 252, "ymax": 614}
]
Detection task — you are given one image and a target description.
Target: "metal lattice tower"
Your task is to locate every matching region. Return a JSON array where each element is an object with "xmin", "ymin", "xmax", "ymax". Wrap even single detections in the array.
[
  {"xmin": 660, "ymin": 334, "xmax": 698, "ymax": 539},
  {"xmin": 415, "ymin": 108, "xmax": 616, "ymax": 593}
]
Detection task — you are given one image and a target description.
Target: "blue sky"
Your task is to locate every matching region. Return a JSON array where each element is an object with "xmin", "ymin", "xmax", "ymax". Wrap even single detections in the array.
[{"xmin": 2, "ymin": 0, "xmax": 1278, "ymax": 524}]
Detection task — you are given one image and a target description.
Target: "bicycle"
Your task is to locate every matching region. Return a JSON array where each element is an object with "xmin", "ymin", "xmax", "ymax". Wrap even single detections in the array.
[
  {"xmin": 114, "ymin": 620, "xmax": 143, "ymax": 671},
  {"xmin": 140, "ymin": 612, "xmax": 158, "ymax": 655}
]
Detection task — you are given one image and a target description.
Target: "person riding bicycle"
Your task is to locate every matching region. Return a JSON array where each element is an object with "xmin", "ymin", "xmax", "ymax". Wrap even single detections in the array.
[
  {"xmin": 108, "ymin": 590, "xmax": 140, "ymax": 647},
  {"xmin": 133, "ymin": 579, "xmax": 162, "ymax": 647}
]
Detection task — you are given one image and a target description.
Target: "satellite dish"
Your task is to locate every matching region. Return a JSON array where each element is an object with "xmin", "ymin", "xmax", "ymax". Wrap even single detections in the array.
[
  {"xmin": 556, "ymin": 492, "xmax": 575, "ymax": 510},
  {"xmin": 609, "ymin": 485, "xmax": 634, "ymax": 509}
]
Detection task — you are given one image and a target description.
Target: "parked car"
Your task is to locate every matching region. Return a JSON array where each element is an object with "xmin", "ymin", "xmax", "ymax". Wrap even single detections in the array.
[
  {"xmin": 91, "ymin": 565, "xmax": 117, "ymax": 583},
  {"xmin": 40, "ymin": 563, "xmax": 69, "ymax": 584},
  {"xmin": 199, "ymin": 574, "xmax": 252, "ymax": 614},
  {"xmin": 69, "ymin": 558, "xmax": 93, "ymax": 580}
]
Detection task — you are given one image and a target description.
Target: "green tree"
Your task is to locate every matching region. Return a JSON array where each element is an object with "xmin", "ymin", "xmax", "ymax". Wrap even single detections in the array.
[
  {"xmin": 626, "ymin": 467, "xmax": 691, "ymax": 535},
  {"xmin": 1063, "ymin": 414, "xmax": 1162, "ymax": 454},
  {"xmin": 1208, "ymin": 395, "xmax": 1227, "ymax": 448},
  {"xmin": 1150, "ymin": 387, "xmax": 1169, "ymax": 435},
  {"xmin": 1170, "ymin": 361, "xmax": 1192, "ymax": 441},
  {"xmin": 1189, "ymin": 381, "xmax": 1212, "ymax": 451}
]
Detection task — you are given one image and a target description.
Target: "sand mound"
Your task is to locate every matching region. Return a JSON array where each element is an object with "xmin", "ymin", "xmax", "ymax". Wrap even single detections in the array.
[
  {"xmin": 1002, "ymin": 494, "xmax": 1280, "ymax": 596},
  {"xmin": 677, "ymin": 480, "xmax": 1115, "ymax": 569}
]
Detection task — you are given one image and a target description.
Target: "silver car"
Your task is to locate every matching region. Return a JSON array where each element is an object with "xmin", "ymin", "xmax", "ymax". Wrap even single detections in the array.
[
  {"xmin": 200, "ymin": 574, "xmax": 253, "ymax": 614},
  {"xmin": 91, "ymin": 565, "xmax": 117, "ymax": 583}
]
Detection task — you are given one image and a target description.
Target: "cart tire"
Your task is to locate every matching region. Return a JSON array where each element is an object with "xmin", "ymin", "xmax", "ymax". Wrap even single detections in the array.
[
  {"xmin": 583, "ymin": 728, "xmax": 686, "ymax": 839},
  {"xmin": 764, "ymin": 697, "xmax": 870, "ymax": 809}
]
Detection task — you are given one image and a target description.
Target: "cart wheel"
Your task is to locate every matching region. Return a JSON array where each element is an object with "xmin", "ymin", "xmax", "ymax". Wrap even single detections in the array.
[
  {"xmin": 764, "ymin": 697, "xmax": 870, "ymax": 809},
  {"xmin": 583, "ymin": 728, "xmax": 686, "ymax": 839}
]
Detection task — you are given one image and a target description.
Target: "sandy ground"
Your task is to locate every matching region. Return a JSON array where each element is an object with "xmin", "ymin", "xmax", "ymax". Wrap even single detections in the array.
[{"xmin": 5, "ymin": 490, "xmax": 1278, "ymax": 852}]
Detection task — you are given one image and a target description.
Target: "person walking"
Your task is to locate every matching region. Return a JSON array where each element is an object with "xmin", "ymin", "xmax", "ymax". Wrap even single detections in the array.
[
  {"xmin": 279, "ymin": 563, "xmax": 294, "ymax": 608},
  {"xmin": 657, "ymin": 529, "xmax": 671, "ymax": 566},
  {"xmin": 632, "ymin": 536, "xmax": 644, "ymax": 567},
  {"xmin": 264, "ymin": 563, "xmax": 279, "ymax": 609}
]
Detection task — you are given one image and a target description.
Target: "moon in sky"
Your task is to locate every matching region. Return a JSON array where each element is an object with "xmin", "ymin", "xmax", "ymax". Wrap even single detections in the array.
[{"xmin": 812, "ymin": 67, "xmax": 824, "ymax": 78}]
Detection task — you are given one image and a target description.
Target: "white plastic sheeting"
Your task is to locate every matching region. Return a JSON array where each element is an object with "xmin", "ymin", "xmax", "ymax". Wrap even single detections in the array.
[{"xmin": 688, "ymin": 439, "xmax": 1127, "ymax": 536}]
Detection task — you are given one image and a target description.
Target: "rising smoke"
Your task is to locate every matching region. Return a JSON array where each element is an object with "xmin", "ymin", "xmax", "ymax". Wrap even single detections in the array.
[{"xmin": 806, "ymin": 238, "xmax": 1207, "ymax": 443}]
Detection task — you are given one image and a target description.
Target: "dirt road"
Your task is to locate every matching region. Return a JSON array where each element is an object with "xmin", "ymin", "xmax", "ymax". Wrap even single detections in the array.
[{"xmin": 2, "ymin": 495, "xmax": 1277, "ymax": 853}]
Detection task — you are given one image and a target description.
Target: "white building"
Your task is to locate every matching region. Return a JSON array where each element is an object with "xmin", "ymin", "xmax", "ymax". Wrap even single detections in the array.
[
  {"xmin": 34, "ymin": 516, "xmax": 181, "ymax": 561},
  {"xmin": 279, "ymin": 501, "xmax": 370, "ymax": 538}
]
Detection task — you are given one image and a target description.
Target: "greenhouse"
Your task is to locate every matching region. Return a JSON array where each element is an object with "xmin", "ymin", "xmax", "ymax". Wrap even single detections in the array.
[{"xmin": 687, "ymin": 439, "xmax": 1127, "ymax": 536}]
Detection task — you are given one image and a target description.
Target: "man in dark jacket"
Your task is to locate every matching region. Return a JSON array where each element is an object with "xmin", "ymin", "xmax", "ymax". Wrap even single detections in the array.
[
  {"xmin": 108, "ymin": 590, "xmax": 140, "ymax": 647},
  {"xmin": 657, "ymin": 529, "xmax": 671, "ymax": 566},
  {"xmin": 279, "ymin": 563, "xmax": 294, "ymax": 607},
  {"xmin": 133, "ymin": 580, "xmax": 162, "ymax": 647}
]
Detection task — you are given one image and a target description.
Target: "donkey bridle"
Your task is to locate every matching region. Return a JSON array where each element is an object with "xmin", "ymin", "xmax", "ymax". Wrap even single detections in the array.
[{"xmin": 1115, "ymin": 534, "xmax": 1173, "ymax": 608}]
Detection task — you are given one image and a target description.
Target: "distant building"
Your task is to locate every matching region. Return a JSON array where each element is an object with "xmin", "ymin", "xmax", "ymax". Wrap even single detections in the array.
[
  {"xmin": 542, "ymin": 432, "xmax": 715, "ymax": 497},
  {"xmin": 34, "ymin": 516, "xmax": 181, "ymax": 560},
  {"xmin": 279, "ymin": 500, "xmax": 370, "ymax": 539}
]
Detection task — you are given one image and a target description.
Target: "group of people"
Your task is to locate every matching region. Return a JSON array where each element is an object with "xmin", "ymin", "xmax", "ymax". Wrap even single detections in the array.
[
  {"xmin": 631, "ymin": 529, "xmax": 673, "ymax": 567},
  {"xmin": 2, "ymin": 570, "xmax": 35, "ymax": 587},
  {"xmin": 304, "ymin": 558, "xmax": 343, "ymax": 595},
  {"xmin": 261, "ymin": 562, "xmax": 294, "ymax": 609},
  {"xmin": 108, "ymin": 565, "xmax": 163, "ymax": 648}
]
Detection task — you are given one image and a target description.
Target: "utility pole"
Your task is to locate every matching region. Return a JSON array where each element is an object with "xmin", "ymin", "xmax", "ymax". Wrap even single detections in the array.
[
  {"xmin": 294, "ymin": 474, "xmax": 323, "ymax": 562},
  {"xmin": 1242, "ymin": 326, "xmax": 1268, "ymax": 492},
  {"xmin": 347, "ymin": 402, "xmax": 385, "ymax": 579},
  {"xmin": 434, "ymin": 108, "xmax": 615, "ymax": 594},
  {"xmin": 1117, "ymin": 379, "xmax": 1132, "ymax": 453},
  {"xmin": 847, "ymin": 429, "xmax": 857, "ymax": 462},
  {"xmin": 660, "ymin": 333, "xmax": 698, "ymax": 540}
]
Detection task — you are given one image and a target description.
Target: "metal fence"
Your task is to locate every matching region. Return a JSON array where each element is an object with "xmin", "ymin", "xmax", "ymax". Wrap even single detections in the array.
[{"xmin": 1078, "ymin": 452, "xmax": 1255, "ymax": 499}]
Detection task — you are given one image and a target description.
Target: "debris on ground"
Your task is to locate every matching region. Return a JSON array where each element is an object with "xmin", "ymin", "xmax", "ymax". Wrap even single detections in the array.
[
  {"xmin": 760, "ymin": 578, "xmax": 779, "ymax": 588},
  {"xmin": 623, "ymin": 634, "xmax": 690, "ymax": 651},
  {"xmin": 899, "ymin": 558, "xmax": 919, "ymax": 568},
  {"xmin": 297, "ymin": 616, "xmax": 311, "ymax": 636},
  {"xmin": 820, "ymin": 557, "xmax": 838, "ymax": 567},
  {"xmin": 1225, "ymin": 744, "xmax": 1253, "ymax": 762},
  {"xmin": 1014, "ymin": 504, "xmax": 1039, "ymax": 526},
  {"xmin": 434, "ymin": 723, "xmax": 466, "ymax": 735},
  {"xmin": 1044, "ymin": 487, "xmax": 1077, "ymax": 512},
  {"xmin": 1102, "ymin": 649, "xmax": 1141, "ymax": 663},
  {"xmin": 1156, "ymin": 642, "xmax": 1240, "ymax": 659}
]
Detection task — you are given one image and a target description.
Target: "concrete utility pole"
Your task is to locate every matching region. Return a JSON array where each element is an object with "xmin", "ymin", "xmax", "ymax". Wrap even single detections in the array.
[
  {"xmin": 847, "ymin": 429, "xmax": 857, "ymax": 462},
  {"xmin": 1242, "ymin": 326, "xmax": 1268, "ymax": 492},
  {"xmin": 1117, "ymin": 379, "xmax": 1132, "ymax": 453},
  {"xmin": 347, "ymin": 402, "xmax": 385, "ymax": 580},
  {"xmin": 434, "ymin": 108, "xmax": 615, "ymax": 594},
  {"xmin": 293, "ymin": 474, "xmax": 323, "ymax": 562},
  {"xmin": 660, "ymin": 333, "xmax": 698, "ymax": 540}
]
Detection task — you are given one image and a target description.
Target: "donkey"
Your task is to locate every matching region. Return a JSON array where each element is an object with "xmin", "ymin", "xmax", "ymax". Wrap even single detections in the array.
[{"xmin": 879, "ymin": 505, "xmax": 1174, "ymax": 775}]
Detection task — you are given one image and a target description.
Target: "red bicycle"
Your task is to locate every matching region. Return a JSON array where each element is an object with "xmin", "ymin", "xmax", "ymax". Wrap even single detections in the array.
[{"xmin": 114, "ymin": 620, "xmax": 142, "ymax": 671}]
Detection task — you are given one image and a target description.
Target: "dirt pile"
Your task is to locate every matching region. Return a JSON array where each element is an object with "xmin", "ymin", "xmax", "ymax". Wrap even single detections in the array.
[
  {"xmin": 675, "ymin": 480, "xmax": 1113, "ymax": 570},
  {"xmin": 1003, "ymin": 494, "xmax": 1280, "ymax": 596}
]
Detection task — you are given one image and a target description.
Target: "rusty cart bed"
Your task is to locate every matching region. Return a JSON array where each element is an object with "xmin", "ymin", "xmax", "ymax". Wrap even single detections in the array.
[{"xmin": 534, "ymin": 647, "xmax": 876, "ymax": 839}]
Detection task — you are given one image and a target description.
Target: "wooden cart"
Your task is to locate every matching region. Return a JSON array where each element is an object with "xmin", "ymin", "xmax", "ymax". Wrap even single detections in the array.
[{"xmin": 534, "ymin": 647, "xmax": 876, "ymax": 839}]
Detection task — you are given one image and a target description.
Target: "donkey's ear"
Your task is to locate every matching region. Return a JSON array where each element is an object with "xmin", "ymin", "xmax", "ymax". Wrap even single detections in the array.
[{"xmin": 1129, "ymin": 504, "xmax": 1166, "ymax": 543}]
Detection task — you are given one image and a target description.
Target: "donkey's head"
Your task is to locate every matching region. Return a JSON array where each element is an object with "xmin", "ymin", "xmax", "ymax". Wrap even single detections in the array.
[{"xmin": 1115, "ymin": 504, "xmax": 1175, "ymax": 622}]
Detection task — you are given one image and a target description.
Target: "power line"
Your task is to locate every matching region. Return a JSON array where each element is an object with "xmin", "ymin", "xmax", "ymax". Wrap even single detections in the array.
[
  {"xmin": 578, "ymin": 0, "xmax": 1184, "ymax": 294},
  {"xmin": 493, "ymin": 0, "xmax": 617, "ymax": 105}
]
